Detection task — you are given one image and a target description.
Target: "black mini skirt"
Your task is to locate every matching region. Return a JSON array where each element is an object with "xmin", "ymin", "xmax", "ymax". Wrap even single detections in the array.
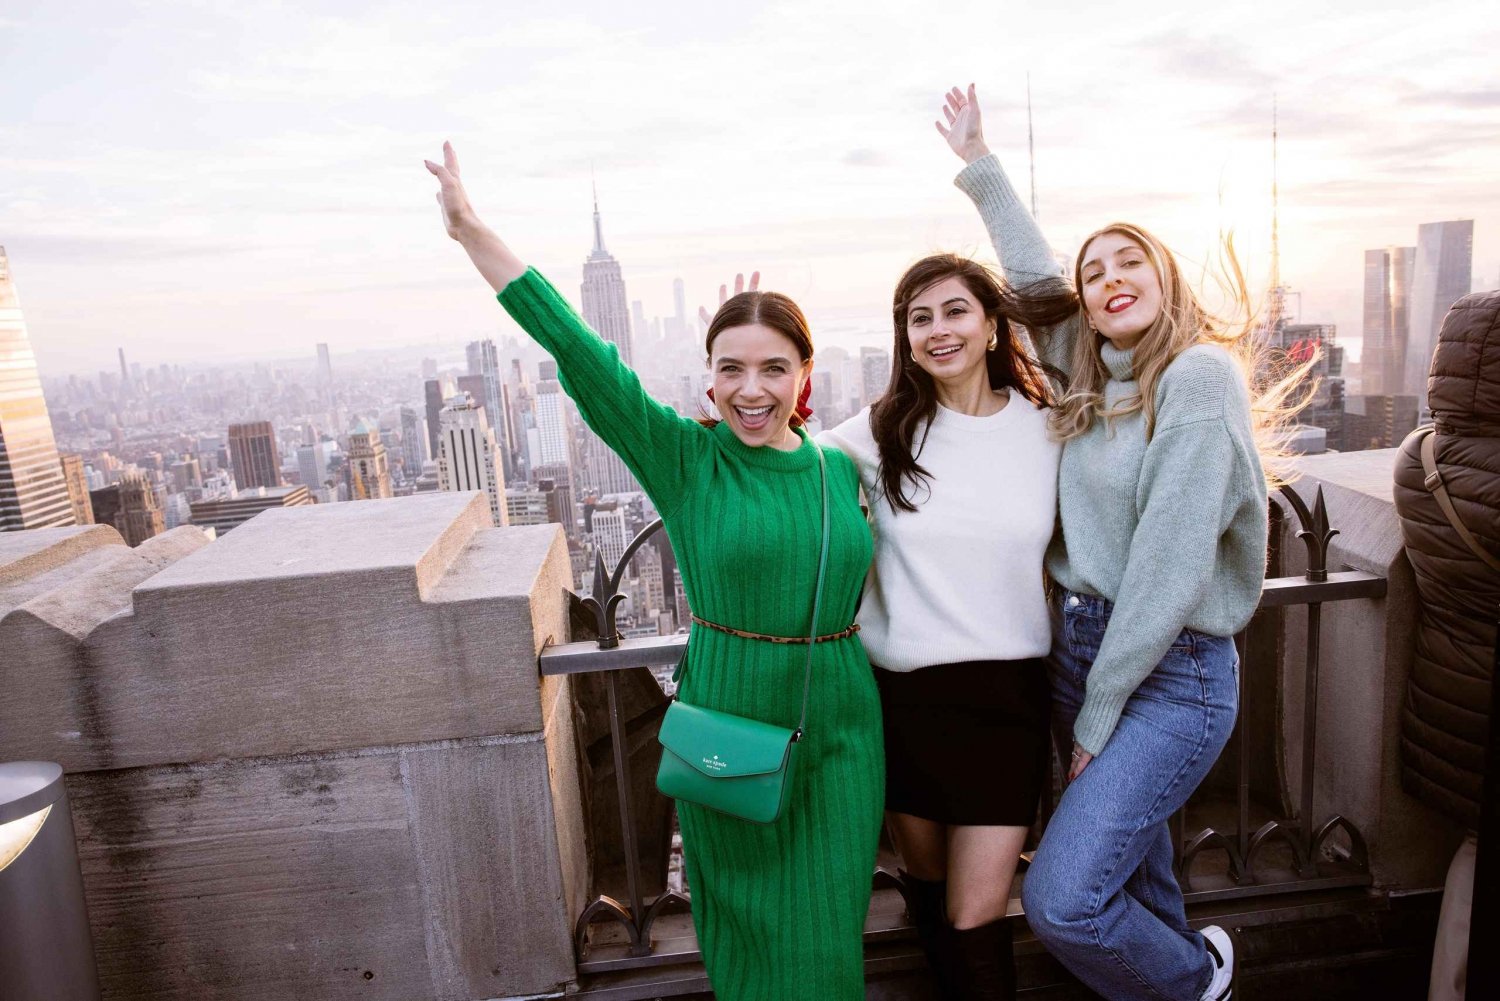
[{"xmin": 874, "ymin": 658, "xmax": 1052, "ymax": 826}]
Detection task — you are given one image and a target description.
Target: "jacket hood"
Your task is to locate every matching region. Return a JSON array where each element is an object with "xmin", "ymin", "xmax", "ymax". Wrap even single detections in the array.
[{"xmin": 1429, "ymin": 289, "xmax": 1500, "ymax": 437}]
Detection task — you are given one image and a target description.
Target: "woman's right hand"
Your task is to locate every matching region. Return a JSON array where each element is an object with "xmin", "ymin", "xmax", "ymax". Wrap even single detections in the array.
[
  {"xmin": 425, "ymin": 141, "xmax": 482, "ymax": 241},
  {"xmin": 424, "ymin": 141, "xmax": 527, "ymax": 292},
  {"xmin": 935, "ymin": 83, "xmax": 991, "ymax": 165},
  {"xmin": 698, "ymin": 271, "xmax": 761, "ymax": 327}
]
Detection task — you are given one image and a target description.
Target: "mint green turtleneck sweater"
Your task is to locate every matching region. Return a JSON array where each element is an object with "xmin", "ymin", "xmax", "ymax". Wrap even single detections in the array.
[{"xmin": 956, "ymin": 154, "xmax": 1269, "ymax": 755}]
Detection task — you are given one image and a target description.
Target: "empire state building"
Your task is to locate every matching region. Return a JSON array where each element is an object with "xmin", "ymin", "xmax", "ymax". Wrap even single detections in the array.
[
  {"xmin": 578, "ymin": 195, "xmax": 641, "ymax": 498},
  {"xmin": 581, "ymin": 192, "xmax": 634, "ymax": 367}
]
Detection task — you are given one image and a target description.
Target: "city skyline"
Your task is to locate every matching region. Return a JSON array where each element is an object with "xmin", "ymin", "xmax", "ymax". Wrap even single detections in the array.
[{"xmin": 3, "ymin": 1, "xmax": 1497, "ymax": 376}]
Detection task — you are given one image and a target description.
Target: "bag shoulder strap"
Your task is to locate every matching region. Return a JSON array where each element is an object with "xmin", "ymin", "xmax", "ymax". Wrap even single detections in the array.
[
  {"xmin": 672, "ymin": 441, "xmax": 832, "ymax": 738},
  {"xmin": 795, "ymin": 443, "xmax": 831, "ymax": 738},
  {"xmin": 1416, "ymin": 426, "xmax": 1500, "ymax": 573}
]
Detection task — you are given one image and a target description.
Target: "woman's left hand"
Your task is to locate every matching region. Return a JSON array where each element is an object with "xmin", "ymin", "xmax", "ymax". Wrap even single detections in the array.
[
  {"xmin": 697, "ymin": 271, "xmax": 761, "ymax": 326},
  {"xmin": 1068, "ymin": 742, "xmax": 1093, "ymax": 782},
  {"xmin": 935, "ymin": 83, "xmax": 992, "ymax": 165}
]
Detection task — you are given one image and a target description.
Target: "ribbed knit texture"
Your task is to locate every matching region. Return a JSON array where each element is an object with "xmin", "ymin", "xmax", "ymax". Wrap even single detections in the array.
[
  {"xmin": 956, "ymin": 155, "xmax": 1269, "ymax": 756},
  {"xmin": 499, "ymin": 268, "xmax": 883, "ymax": 1000},
  {"xmin": 1052, "ymin": 342, "xmax": 1268, "ymax": 754},
  {"xmin": 817, "ymin": 398, "xmax": 1057, "ymax": 669}
]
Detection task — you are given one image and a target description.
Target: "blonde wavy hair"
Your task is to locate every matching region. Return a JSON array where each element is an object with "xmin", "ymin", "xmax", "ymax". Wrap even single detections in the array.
[{"xmin": 1047, "ymin": 221, "xmax": 1315, "ymax": 487}]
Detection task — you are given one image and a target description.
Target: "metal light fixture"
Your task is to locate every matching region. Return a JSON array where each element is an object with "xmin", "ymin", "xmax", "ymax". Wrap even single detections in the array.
[{"xmin": 0, "ymin": 761, "xmax": 102, "ymax": 1000}]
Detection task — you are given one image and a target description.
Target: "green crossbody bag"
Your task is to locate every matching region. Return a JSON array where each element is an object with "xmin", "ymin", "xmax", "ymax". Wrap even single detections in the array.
[{"xmin": 654, "ymin": 443, "xmax": 831, "ymax": 824}]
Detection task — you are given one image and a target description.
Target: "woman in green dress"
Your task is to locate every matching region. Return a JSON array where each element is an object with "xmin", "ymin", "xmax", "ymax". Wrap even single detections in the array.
[{"xmin": 426, "ymin": 143, "xmax": 884, "ymax": 1000}]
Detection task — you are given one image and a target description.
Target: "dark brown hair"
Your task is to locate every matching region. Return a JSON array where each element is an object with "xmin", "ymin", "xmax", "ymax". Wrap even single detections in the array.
[
  {"xmin": 699, "ymin": 290, "xmax": 814, "ymax": 428},
  {"xmin": 870, "ymin": 254, "xmax": 1075, "ymax": 512}
]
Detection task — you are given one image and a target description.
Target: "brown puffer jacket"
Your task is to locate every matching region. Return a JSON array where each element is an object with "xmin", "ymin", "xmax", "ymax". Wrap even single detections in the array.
[{"xmin": 1393, "ymin": 288, "xmax": 1500, "ymax": 829}]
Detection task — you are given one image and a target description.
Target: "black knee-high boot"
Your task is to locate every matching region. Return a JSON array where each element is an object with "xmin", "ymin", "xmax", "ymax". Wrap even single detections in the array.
[
  {"xmin": 900, "ymin": 870, "xmax": 959, "ymax": 998},
  {"xmin": 950, "ymin": 917, "xmax": 1016, "ymax": 1000}
]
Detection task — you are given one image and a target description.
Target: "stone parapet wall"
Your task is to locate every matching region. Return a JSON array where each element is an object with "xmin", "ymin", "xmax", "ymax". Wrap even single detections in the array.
[{"xmin": 0, "ymin": 493, "xmax": 584, "ymax": 1000}]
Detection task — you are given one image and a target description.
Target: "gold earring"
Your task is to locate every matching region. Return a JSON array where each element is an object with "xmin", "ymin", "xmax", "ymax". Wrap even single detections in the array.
[
  {"xmin": 987, "ymin": 331, "xmax": 998, "ymax": 352},
  {"xmin": 910, "ymin": 350, "xmax": 917, "ymax": 363}
]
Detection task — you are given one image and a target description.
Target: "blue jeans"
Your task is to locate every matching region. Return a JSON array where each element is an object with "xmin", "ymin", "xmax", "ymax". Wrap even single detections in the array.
[{"xmin": 1022, "ymin": 590, "xmax": 1239, "ymax": 1000}]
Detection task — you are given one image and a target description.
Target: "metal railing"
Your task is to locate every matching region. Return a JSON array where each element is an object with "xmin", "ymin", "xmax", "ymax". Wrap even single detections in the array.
[{"xmin": 538, "ymin": 483, "xmax": 1387, "ymax": 975}]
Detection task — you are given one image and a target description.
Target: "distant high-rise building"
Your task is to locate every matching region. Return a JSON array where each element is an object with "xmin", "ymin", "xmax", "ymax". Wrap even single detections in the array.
[
  {"xmin": 436, "ymin": 393, "xmax": 508, "ymax": 527},
  {"xmin": 1361, "ymin": 246, "xmax": 1415, "ymax": 396},
  {"xmin": 424, "ymin": 378, "xmax": 446, "ymax": 465},
  {"xmin": 0, "ymin": 246, "xmax": 75, "ymax": 531},
  {"xmin": 118, "ymin": 347, "xmax": 130, "ymax": 392},
  {"xmin": 860, "ymin": 347, "xmax": 892, "ymax": 407},
  {"xmin": 673, "ymin": 277, "xmax": 688, "ymax": 343},
  {"xmin": 581, "ymin": 191, "xmax": 634, "ymax": 365},
  {"xmin": 316, "ymin": 343, "xmax": 333, "ymax": 384},
  {"xmin": 505, "ymin": 487, "xmax": 551, "ymax": 526},
  {"xmin": 227, "ymin": 421, "xmax": 282, "ymax": 490},
  {"xmin": 590, "ymin": 505, "xmax": 630, "ymax": 571},
  {"xmin": 579, "ymin": 194, "xmax": 641, "ymax": 497},
  {"xmin": 115, "ymin": 473, "xmax": 165, "ymax": 546},
  {"xmin": 1406, "ymin": 220, "xmax": 1474, "ymax": 412},
  {"xmin": 190, "ymin": 485, "xmax": 313, "ymax": 534},
  {"xmin": 347, "ymin": 419, "xmax": 393, "ymax": 500},
  {"xmin": 399, "ymin": 406, "xmax": 426, "ymax": 476},
  {"xmin": 465, "ymin": 341, "xmax": 510, "ymax": 475},
  {"xmin": 297, "ymin": 440, "xmax": 336, "ymax": 500},
  {"xmin": 59, "ymin": 454, "xmax": 94, "ymax": 525},
  {"xmin": 532, "ymin": 378, "xmax": 573, "ymax": 470}
]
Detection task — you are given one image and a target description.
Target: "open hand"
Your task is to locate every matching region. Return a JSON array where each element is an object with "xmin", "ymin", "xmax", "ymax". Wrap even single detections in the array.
[
  {"xmin": 424, "ymin": 141, "xmax": 480, "ymax": 241},
  {"xmin": 935, "ymin": 84, "xmax": 991, "ymax": 165},
  {"xmin": 698, "ymin": 271, "xmax": 761, "ymax": 327}
]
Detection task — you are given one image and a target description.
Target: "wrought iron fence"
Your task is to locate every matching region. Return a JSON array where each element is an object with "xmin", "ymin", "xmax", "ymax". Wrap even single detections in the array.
[{"xmin": 537, "ymin": 483, "xmax": 1387, "ymax": 975}]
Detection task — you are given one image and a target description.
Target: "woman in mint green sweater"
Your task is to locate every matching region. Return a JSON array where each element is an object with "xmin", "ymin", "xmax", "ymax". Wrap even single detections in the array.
[
  {"xmin": 426, "ymin": 144, "xmax": 883, "ymax": 1000},
  {"xmin": 939, "ymin": 86, "xmax": 1280, "ymax": 1001}
]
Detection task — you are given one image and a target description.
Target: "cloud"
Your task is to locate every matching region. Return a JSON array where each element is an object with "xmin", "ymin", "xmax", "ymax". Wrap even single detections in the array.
[{"xmin": 842, "ymin": 148, "xmax": 888, "ymax": 167}]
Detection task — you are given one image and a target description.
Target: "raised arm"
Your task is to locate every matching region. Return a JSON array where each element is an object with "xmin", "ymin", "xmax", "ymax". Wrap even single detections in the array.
[
  {"xmin": 426, "ymin": 142, "xmax": 708, "ymax": 514},
  {"xmin": 937, "ymin": 85, "xmax": 1083, "ymax": 379}
]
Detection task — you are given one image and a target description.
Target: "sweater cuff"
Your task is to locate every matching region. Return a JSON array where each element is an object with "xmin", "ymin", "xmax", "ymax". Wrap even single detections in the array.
[
  {"xmin": 954, "ymin": 153, "xmax": 1023, "ymax": 211},
  {"xmin": 1072, "ymin": 685, "xmax": 1131, "ymax": 757}
]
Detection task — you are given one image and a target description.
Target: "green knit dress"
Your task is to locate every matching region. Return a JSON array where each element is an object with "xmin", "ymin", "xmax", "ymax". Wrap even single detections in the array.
[{"xmin": 499, "ymin": 269, "xmax": 884, "ymax": 1000}]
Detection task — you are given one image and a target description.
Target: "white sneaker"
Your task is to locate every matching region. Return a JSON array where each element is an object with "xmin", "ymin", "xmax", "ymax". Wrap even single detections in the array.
[{"xmin": 1200, "ymin": 924, "xmax": 1235, "ymax": 1000}]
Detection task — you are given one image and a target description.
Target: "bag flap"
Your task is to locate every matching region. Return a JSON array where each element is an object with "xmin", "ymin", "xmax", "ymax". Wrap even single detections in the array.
[{"xmin": 658, "ymin": 702, "xmax": 795, "ymax": 779}]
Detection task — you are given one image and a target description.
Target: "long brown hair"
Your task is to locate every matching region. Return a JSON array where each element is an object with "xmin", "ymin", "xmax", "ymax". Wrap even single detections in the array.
[
  {"xmin": 698, "ymin": 290, "xmax": 814, "ymax": 429},
  {"xmin": 870, "ymin": 254, "xmax": 1076, "ymax": 512},
  {"xmin": 1050, "ymin": 223, "xmax": 1316, "ymax": 486}
]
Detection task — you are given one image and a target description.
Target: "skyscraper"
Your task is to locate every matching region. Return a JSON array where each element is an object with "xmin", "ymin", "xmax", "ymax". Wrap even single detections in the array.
[
  {"xmin": 860, "ymin": 347, "xmax": 892, "ymax": 407},
  {"xmin": 1361, "ymin": 246, "xmax": 1414, "ymax": 396},
  {"xmin": 0, "ymin": 246, "xmax": 75, "ymax": 531},
  {"xmin": 347, "ymin": 419, "xmax": 393, "ymax": 500},
  {"xmin": 1406, "ymin": 220, "xmax": 1474, "ymax": 411},
  {"xmin": 436, "ymin": 393, "xmax": 508, "ymax": 527},
  {"xmin": 316, "ymin": 343, "xmax": 333, "ymax": 386},
  {"xmin": 424, "ymin": 378, "xmax": 446, "ymax": 465},
  {"xmin": 399, "ymin": 406, "xmax": 426, "ymax": 477},
  {"xmin": 579, "ymin": 190, "xmax": 642, "ymax": 497},
  {"xmin": 227, "ymin": 421, "xmax": 282, "ymax": 490},
  {"xmin": 115, "ymin": 473, "xmax": 165, "ymax": 546},
  {"xmin": 581, "ymin": 191, "xmax": 633, "ymax": 365},
  {"xmin": 297, "ymin": 439, "xmax": 337, "ymax": 501},
  {"xmin": 59, "ymin": 454, "xmax": 94, "ymax": 525}
]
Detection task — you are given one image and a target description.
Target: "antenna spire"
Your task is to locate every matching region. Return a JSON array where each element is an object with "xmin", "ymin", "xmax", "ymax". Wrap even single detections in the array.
[
  {"xmin": 591, "ymin": 169, "xmax": 606, "ymax": 255},
  {"xmin": 1271, "ymin": 95, "xmax": 1280, "ymax": 297},
  {"xmin": 1027, "ymin": 73, "xmax": 1038, "ymax": 220}
]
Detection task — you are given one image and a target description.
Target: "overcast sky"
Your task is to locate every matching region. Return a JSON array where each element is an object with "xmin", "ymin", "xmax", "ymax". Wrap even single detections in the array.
[{"xmin": 4, "ymin": 0, "xmax": 1497, "ymax": 375}]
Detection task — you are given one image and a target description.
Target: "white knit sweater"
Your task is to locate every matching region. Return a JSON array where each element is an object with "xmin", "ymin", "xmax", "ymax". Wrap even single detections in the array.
[{"xmin": 817, "ymin": 396, "xmax": 1058, "ymax": 671}]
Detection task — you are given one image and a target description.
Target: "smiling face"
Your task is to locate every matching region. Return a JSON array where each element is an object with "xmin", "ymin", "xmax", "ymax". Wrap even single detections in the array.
[
  {"xmin": 709, "ymin": 322, "xmax": 812, "ymax": 449},
  {"xmin": 1078, "ymin": 230, "xmax": 1165, "ymax": 350},
  {"xmin": 905, "ymin": 276, "xmax": 998, "ymax": 389}
]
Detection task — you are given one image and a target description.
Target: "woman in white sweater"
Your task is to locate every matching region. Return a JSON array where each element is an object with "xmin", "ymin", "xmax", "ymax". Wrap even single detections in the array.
[{"xmin": 818, "ymin": 253, "xmax": 1074, "ymax": 999}]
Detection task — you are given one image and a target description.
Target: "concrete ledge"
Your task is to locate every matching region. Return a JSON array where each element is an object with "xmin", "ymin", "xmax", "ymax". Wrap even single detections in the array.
[{"xmin": 1, "ymin": 494, "xmax": 573, "ymax": 770}]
